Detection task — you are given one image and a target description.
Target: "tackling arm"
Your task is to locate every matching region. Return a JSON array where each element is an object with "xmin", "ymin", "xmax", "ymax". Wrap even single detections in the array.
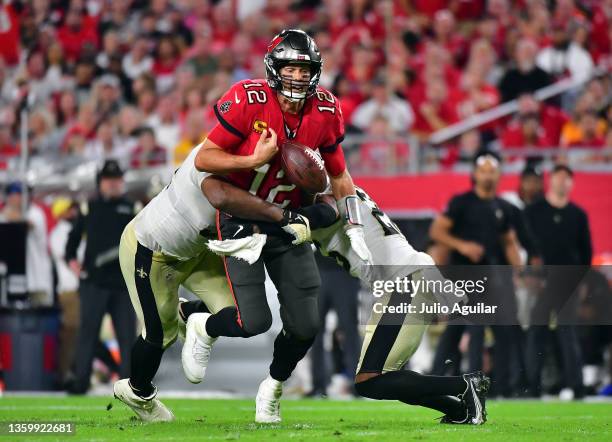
[
  {"xmin": 202, "ymin": 176, "xmax": 311, "ymax": 245},
  {"xmin": 195, "ymin": 129, "xmax": 279, "ymax": 174}
]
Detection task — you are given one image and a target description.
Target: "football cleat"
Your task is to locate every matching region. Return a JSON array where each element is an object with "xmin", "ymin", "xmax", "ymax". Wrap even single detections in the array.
[
  {"xmin": 182, "ymin": 312, "xmax": 217, "ymax": 384},
  {"xmin": 458, "ymin": 371, "xmax": 490, "ymax": 425},
  {"xmin": 113, "ymin": 379, "xmax": 174, "ymax": 422},
  {"xmin": 255, "ymin": 376, "xmax": 283, "ymax": 423}
]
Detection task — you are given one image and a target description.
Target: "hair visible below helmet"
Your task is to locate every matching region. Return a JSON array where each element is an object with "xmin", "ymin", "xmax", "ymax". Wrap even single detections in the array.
[{"xmin": 264, "ymin": 29, "xmax": 323, "ymax": 101}]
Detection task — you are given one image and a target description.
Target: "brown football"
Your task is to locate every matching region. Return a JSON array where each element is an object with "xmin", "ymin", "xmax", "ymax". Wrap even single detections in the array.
[{"xmin": 280, "ymin": 140, "xmax": 328, "ymax": 194}]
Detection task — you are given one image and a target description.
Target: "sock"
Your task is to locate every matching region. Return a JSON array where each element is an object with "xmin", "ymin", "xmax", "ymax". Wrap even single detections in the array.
[
  {"xmin": 179, "ymin": 300, "xmax": 210, "ymax": 322},
  {"xmin": 355, "ymin": 370, "xmax": 467, "ymax": 401},
  {"xmin": 269, "ymin": 331, "xmax": 315, "ymax": 382},
  {"xmin": 205, "ymin": 307, "xmax": 251, "ymax": 338},
  {"xmin": 129, "ymin": 336, "xmax": 164, "ymax": 397}
]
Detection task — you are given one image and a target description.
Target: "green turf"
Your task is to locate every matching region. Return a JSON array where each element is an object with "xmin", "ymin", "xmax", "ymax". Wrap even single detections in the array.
[{"xmin": 0, "ymin": 397, "xmax": 611, "ymax": 441}]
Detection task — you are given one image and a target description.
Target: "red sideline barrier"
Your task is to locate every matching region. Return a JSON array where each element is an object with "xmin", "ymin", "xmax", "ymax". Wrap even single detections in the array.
[{"xmin": 355, "ymin": 173, "xmax": 612, "ymax": 256}]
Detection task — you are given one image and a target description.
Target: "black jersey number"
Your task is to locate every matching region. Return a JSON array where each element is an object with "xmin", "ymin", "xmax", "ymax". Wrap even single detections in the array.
[{"xmin": 355, "ymin": 187, "xmax": 402, "ymax": 237}]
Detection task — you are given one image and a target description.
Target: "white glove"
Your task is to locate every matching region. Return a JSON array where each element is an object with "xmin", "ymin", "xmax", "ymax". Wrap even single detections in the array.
[{"xmin": 345, "ymin": 225, "xmax": 373, "ymax": 267}]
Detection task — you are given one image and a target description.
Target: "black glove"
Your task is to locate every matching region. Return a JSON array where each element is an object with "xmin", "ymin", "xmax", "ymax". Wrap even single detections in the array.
[{"xmin": 217, "ymin": 212, "xmax": 256, "ymax": 240}]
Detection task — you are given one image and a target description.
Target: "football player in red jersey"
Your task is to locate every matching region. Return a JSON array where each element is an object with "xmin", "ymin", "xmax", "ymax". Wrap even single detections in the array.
[{"xmin": 183, "ymin": 29, "xmax": 372, "ymax": 423}]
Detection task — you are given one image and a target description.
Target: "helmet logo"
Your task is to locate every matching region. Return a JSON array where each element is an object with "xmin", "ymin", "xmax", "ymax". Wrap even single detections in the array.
[{"xmin": 267, "ymin": 36, "xmax": 284, "ymax": 53}]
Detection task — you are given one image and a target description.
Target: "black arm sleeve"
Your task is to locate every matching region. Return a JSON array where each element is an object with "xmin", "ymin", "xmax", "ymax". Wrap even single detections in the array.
[
  {"xmin": 297, "ymin": 203, "xmax": 339, "ymax": 229},
  {"xmin": 65, "ymin": 211, "xmax": 85, "ymax": 262}
]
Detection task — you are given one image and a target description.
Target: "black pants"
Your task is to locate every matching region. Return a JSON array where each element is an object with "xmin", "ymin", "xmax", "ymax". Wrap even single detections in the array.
[
  {"xmin": 222, "ymin": 235, "xmax": 321, "ymax": 340},
  {"xmin": 310, "ymin": 260, "xmax": 361, "ymax": 393},
  {"xmin": 73, "ymin": 281, "xmax": 136, "ymax": 393},
  {"xmin": 431, "ymin": 324, "xmax": 519, "ymax": 396},
  {"xmin": 525, "ymin": 269, "xmax": 584, "ymax": 396}
]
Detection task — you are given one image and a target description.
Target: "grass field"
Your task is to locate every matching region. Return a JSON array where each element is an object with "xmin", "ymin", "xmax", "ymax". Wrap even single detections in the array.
[{"xmin": 1, "ymin": 397, "xmax": 611, "ymax": 441}]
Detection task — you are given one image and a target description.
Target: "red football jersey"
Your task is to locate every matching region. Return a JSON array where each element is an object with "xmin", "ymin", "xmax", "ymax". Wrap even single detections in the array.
[{"xmin": 207, "ymin": 79, "xmax": 346, "ymax": 209}]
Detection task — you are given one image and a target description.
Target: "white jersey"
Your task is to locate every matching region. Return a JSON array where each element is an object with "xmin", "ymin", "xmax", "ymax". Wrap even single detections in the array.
[
  {"xmin": 134, "ymin": 146, "xmax": 217, "ymax": 260},
  {"xmin": 312, "ymin": 187, "xmax": 434, "ymax": 285}
]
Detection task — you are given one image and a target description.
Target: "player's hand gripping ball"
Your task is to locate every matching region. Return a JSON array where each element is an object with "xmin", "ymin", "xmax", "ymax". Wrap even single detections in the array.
[{"xmin": 280, "ymin": 140, "xmax": 327, "ymax": 194}]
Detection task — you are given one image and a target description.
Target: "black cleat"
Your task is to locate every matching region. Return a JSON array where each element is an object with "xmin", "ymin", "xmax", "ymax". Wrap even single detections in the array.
[{"xmin": 458, "ymin": 371, "xmax": 490, "ymax": 425}]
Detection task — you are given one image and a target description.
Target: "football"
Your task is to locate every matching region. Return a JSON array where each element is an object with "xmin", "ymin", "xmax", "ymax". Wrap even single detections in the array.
[{"xmin": 280, "ymin": 140, "xmax": 328, "ymax": 194}]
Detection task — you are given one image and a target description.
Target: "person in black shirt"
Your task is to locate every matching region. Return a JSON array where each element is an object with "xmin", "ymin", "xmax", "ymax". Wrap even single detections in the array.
[
  {"xmin": 498, "ymin": 39, "xmax": 553, "ymax": 103},
  {"xmin": 65, "ymin": 160, "xmax": 137, "ymax": 394},
  {"xmin": 524, "ymin": 164, "xmax": 591, "ymax": 398},
  {"xmin": 429, "ymin": 152, "xmax": 522, "ymax": 396}
]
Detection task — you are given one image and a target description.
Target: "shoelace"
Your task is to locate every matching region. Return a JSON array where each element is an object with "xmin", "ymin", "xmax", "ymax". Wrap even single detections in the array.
[{"xmin": 260, "ymin": 396, "xmax": 280, "ymax": 415}]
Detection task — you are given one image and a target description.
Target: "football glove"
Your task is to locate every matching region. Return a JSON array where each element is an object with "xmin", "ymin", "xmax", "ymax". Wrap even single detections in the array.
[
  {"xmin": 280, "ymin": 210, "xmax": 311, "ymax": 245},
  {"xmin": 218, "ymin": 212, "xmax": 255, "ymax": 240}
]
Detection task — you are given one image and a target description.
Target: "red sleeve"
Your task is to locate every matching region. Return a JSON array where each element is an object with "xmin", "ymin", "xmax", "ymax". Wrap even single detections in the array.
[
  {"xmin": 206, "ymin": 81, "xmax": 255, "ymax": 152},
  {"xmin": 317, "ymin": 91, "xmax": 346, "ymax": 177}
]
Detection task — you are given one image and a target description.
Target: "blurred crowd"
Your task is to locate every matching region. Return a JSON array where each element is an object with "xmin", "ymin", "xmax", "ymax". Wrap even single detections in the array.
[{"xmin": 0, "ymin": 0, "xmax": 610, "ymax": 175}]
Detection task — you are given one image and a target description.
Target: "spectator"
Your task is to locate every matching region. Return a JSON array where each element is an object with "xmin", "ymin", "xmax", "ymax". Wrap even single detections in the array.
[
  {"xmin": 358, "ymin": 114, "xmax": 410, "ymax": 174},
  {"xmin": 122, "ymin": 35, "xmax": 154, "ymax": 81},
  {"xmin": 56, "ymin": 7, "xmax": 99, "ymax": 64},
  {"xmin": 560, "ymin": 94, "xmax": 608, "ymax": 147},
  {"xmin": 498, "ymin": 39, "xmax": 553, "ymax": 103},
  {"xmin": 0, "ymin": 2, "xmax": 20, "ymax": 67},
  {"xmin": 453, "ymin": 68, "xmax": 500, "ymax": 137},
  {"xmin": 152, "ymin": 36, "xmax": 182, "ymax": 93},
  {"xmin": 137, "ymin": 88, "xmax": 158, "ymax": 125},
  {"xmin": 96, "ymin": 29, "xmax": 121, "ymax": 71},
  {"xmin": 564, "ymin": 111, "xmax": 607, "ymax": 148},
  {"xmin": 49, "ymin": 198, "xmax": 82, "ymax": 386},
  {"xmin": 429, "ymin": 152, "xmax": 522, "ymax": 396},
  {"xmin": 351, "ymin": 76, "xmax": 414, "ymax": 134},
  {"xmin": 0, "ymin": 182, "xmax": 53, "ymax": 306},
  {"xmin": 0, "ymin": 123, "xmax": 18, "ymax": 170},
  {"xmin": 130, "ymin": 127, "xmax": 167, "ymax": 169},
  {"xmin": 515, "ymin": 94, "xmax": 569, "ymax": 146},
  {"xmin": 148, "ymin": 94, "xmax": 181, "ymax": 151},
  {"xmin": 65, "ymin": 160, "xmax": 137, "ymax": 394},
  {"xmin": 536, "ymin": 22, "xmax": 594, "ymax": 83},
  {"xmin": 92, "ymin": 74, "xmax": 123, "ymax": 116},
  {"xmin": 524, "ymin": 164, "xmax": 592, "ymax": 399},
  {"xmin": 412, "ymin": 77, "xmax": 458, "ymax": 137},
  {"xmin": 85, "ymin": 120, "xmax": 130, "ymax": 168},
  {"xmin": 432, "ymin": 10, "xmax": 467, "ymax": 66},
  {"xmin": 173, "ymin": 111, "xmax": 206, "ymax": 165},
  {"xmin": 501, "ymin": 113, "xmax": 552, "ymax": 149}
]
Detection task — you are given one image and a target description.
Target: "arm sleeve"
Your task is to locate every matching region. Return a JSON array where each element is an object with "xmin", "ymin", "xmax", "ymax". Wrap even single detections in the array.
[
  {"xmin": 65, "ymin": 211, "xmax": 85, "ymax": 262},
  {"xmin": 206, "ymin": 82, "xmax": 254, "ymax": 152}
]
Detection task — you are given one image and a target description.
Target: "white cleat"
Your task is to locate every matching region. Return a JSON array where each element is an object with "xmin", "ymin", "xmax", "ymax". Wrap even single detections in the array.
[
  {"xmin": 255, "ymin": 376, "xmax": 283, "ymax": 423},
  {"xmin": 182, "ymin": 312, "xmax": 217, "ymax": 383},
  {"xmin": 113, "ymin": 379, "xmax": 175, "ymax": 422}
]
